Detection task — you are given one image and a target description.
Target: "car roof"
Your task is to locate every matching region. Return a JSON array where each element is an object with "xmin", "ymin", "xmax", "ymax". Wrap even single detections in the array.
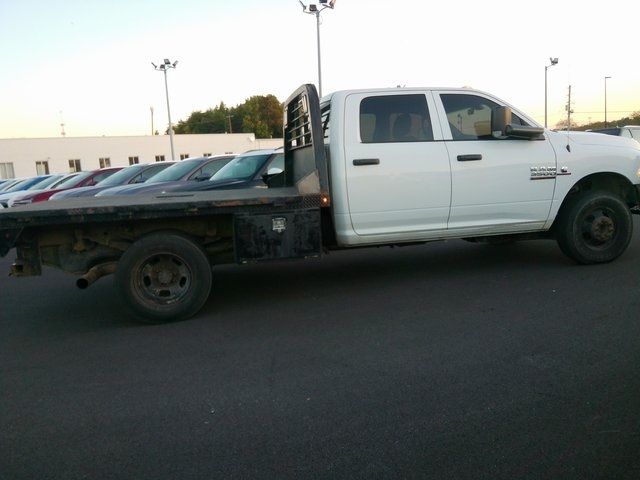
[{"xmin": 238, "ymin": 148, "xmax": 282, "ymax": 156}]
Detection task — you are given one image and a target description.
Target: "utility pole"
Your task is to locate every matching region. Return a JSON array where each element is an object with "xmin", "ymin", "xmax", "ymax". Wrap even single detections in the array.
[
  {"xmin": 604, "ymin": 76, "xmax": 612, "ymax": 127},
  {"xmin": 226, "ymin": 114, "xmax": 233, "ymax": 134},
  {"xmin": 150, "ymin": 106, "xmax": 154, "ymax": 136},
  {"xmin": 565, "ymin": 85, "xmax": 574, "ymax": 132}
]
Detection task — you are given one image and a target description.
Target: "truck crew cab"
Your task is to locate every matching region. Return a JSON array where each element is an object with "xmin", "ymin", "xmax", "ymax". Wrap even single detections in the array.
[{"xmin": 1, "ymin": 84, "xmax": 639, "ymax": 322}]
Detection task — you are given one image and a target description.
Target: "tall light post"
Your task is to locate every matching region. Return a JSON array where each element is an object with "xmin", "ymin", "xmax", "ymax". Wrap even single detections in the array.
[
  {"xmin": 604, "ymin": 76, "xmax": 612, "ymax": 127},
  {"xmin": 544, "ymin": 57, "xmax": 558, "ymax": 128},
  {"xmin": 152, "ymin": 59, "xmax": 178, "ymax": 161},
  {"xmin": 299, "ymin": 0, "xmax": 336, "ymax": 98}
]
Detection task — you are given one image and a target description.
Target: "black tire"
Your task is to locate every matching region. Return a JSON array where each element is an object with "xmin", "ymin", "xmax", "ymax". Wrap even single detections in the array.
[
  {"xmin": 555, "ymin": 190, "xmax": 633, "ymax": 264},
  {"xmin": 115, "ymin": 233, "xmax": 212, "ymax": 323}
]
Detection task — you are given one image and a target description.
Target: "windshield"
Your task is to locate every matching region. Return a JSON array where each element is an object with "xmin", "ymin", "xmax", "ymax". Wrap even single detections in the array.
[
  {"xmin": 55, "ymin": 171, "xmax": 92, "ymax": 189},
  {"xmin": 96, "ymin": 165, "xmax": 145, "ymax": 187},
  {"xmin": 0, "ymin": 180, "xmax": 23, "ymax": 192},
  {"xmin": 210, "ymin": 154, "xmax": 271, "ymax": 182},
  {"xmin": 146, "ymin": 158, "xmax": 203, "ymax": 183},
  {"xmin": 28, "ymin": 174, "xmax": 65, "ymax": 190},
  {"xmin": 49, "ymin": 174, "xmax": 78, "ymax": 188},
  {"xmin": 2, "ymin": 178, "xmax": 35, "ymax": 192}
]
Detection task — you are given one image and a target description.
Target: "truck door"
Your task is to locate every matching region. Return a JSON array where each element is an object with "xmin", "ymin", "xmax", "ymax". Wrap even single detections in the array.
[
  {"xmin": 434, "ymin": 91, "xmax": 557, "ymax": 232},
  {"xmin": 344, "ymin": 92, "xmax": 451, "ymax": 236}
]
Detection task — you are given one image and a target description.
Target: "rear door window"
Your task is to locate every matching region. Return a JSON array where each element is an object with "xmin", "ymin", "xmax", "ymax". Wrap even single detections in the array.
[{"xmin": 359, "ymin": 94, "xmax": 434, "ymax": 143}]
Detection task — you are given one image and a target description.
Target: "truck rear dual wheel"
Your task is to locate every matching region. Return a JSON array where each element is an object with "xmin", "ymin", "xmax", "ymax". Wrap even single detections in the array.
[
  {"xmin": 555, "ymin": 190, "xmax": 633, "ymax": 264},
  {"xmin": 115, "ymin": 233, "xmax": 212, "ymax": 323}
]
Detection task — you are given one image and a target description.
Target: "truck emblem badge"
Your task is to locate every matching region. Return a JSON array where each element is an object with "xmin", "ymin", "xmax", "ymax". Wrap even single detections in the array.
[
  {"xmin": 272, "ymin": 217, "xmax": 287, "ymax": 233},
  {"xmin": 530, "ymin": 165, "xmax": 558, "ymax": 180}
]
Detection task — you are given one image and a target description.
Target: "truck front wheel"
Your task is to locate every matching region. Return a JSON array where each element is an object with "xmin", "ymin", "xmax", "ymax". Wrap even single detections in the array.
[
  {"xmin": 115, "ymin": 233, "xmax": 212, "ymax": 323},
  {"xmin": 555, "ymin": 190, "xmax": 633, "ymax": 264}
]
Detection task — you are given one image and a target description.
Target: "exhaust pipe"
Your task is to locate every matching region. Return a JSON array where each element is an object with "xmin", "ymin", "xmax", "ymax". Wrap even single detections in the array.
[{"xmin": 76, "ymin": 262, "xmax": 118, "ymax": 289}]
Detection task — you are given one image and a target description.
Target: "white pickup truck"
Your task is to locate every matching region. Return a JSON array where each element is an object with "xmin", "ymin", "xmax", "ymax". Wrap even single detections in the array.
[
  {"xmin": 1, "ymin": 84, "xmax": 639, "ymax": 322},
  {"xmin": 321, "ymin": 86, "xmax": 640, "ymax": 260}
]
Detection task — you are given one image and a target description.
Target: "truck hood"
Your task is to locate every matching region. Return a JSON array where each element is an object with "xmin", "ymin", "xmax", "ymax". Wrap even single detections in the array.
[
  {"xmin": 51, "ymin": 185, "xmax": 105, "ymax": 199},
  {"xmin": 96, "ymin": 182, "xmax": 171, "ymax": 197},
  {"xmin": 551, "ymin": 130, "xmax": 640, "ymax": 149}
]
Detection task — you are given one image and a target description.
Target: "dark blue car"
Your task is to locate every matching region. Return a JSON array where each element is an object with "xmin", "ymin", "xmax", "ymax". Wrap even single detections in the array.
[{"xmin": 160, "ymin": 149, "xmax": 284, "ymax": 194}]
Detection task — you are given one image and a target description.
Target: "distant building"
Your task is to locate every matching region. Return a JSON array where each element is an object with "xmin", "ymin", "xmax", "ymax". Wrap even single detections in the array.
[{"xmin": 0, "ymin": 133, "xmax": 283, "ymax": 178}]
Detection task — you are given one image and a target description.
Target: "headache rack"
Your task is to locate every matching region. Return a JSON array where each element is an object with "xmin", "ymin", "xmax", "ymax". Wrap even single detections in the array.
[{"xmin": 282, "ymin": 84, "xmax": 330, "ymax": 204}]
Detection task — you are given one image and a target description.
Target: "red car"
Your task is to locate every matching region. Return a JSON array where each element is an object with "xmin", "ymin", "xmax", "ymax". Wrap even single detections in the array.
[{"xmin": 10, "ymin": 167, "xmax": 123, "ymax": 206}]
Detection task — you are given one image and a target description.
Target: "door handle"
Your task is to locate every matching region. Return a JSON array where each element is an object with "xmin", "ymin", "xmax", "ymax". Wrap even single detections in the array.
[
  {"xmin": 353, "ymin": 158, "xmax": 380, "ymax": 166},
  {"xmin": 457, "ymin": 154, "xmax": 482, "ymax": 161}
]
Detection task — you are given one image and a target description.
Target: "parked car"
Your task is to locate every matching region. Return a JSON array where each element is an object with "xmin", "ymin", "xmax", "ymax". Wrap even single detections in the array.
[
  {"xmin": 0, "ymin": 175, "xmax": 52, "ymax": 196},
  {"xmin": 590, "ymin": 126, "xmax": 640, "ymax": 142},
  {"xmin": 163, "ymin": 149, "xmax": 284, "ymax": 193},
  {"xmin": 95, "ymin": 155, "xmax": 234, "ymax": 197},
  {"xmin": 0, "ymin": 175, "xmax": 54, "ymax": 207},
  {"xmin": 10, "ymin": 167, "xmax": 122, "ymax": 206},
  {"xmin": 0, "ymin": 174, "xmax": 67, "ymax": 207},
  {"xmin": 49, "ymin": 162, "xmax": 175, "ymax": 200}
]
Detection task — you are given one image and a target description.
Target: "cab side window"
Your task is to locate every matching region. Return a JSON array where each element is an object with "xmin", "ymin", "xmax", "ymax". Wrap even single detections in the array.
[
  {"xmin": 441, "ymin": 94, "xmax": 529, "ymax": 140},
  {"xmin": 360, "ymin": 94, "xmax": 433, "ymax": 143}
]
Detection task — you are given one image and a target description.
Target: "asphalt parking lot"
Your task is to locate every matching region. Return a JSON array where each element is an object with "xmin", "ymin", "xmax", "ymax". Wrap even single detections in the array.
[{"xmin": 1, "ymin": 221, "xmax": 640, "ymax": 480}]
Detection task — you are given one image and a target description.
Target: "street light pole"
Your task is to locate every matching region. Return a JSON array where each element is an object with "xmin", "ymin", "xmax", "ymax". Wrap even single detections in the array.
[
  {"xmin": 299, "ymin": 0, "xmax": 336, "ymax": 98},
  {"xmin": 604, "ymin": 76, "xmax": 612, "ymax": 127},
  {"xmin": 152, "ymin": 59, "xmax": 179, "ymax": 161},
  {"xmin": 544, "ymin": 57, "xmax": 558, "ymax": 128}
]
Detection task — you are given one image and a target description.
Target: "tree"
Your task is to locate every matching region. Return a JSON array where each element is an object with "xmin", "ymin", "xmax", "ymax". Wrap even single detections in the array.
[
  {"xmin": 174, "ymin": 95, "xmax": 283, "ymax": 139},
  {"xmin": 554, "ymin": 118, "xmax": 581, "ymax": 130},
  {"xmin": 571, "ymin": 110, "xmax": 640, "ymax": 131},
  {"xmin": 173, "ymin": 102, "xmax": 230, "ymax": 134}
]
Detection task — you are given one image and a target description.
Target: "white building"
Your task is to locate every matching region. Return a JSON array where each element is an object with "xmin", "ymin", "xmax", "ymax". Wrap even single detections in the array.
[{"xmin": 0, "ymin": 134, "xmax": 283, "ymax": 179}]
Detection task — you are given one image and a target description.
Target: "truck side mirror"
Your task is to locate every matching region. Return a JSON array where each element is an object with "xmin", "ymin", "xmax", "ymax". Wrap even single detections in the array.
[
  {"xmin": 491, "ymin": 106, "xmax": 512, "ymax": 138},
  {"xmin": 491, "ymin": 106, "xmax": 545, "ymax": 140}
]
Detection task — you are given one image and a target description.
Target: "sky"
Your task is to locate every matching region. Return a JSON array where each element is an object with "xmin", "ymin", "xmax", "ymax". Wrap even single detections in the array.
[{"xmin": 0, "ymin": 0, "xmax": 638, "ymax": 138}]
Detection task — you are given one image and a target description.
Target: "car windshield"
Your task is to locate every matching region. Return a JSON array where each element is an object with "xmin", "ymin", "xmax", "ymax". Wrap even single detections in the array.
[
  {"xmin": 54, "ymin": 171, "xmax": 92, "ymax": 189},
  {"xmin": 28, "ymin": 175, "xmax": 65, "ymax": 190},
  {"xmin": 210, "ymin": 154, "xmax": 271, "ymax": 182},
  {"xmin": 0, "ymin": 180, "xmax": 22, "ymax": 192},
  {"xmin": 146, "ymin": 158, "xmax": 203, "ymax": 183},
  {"xmin": 96, "ymin": 165, "xmax": 145, "ymax": 187},
  {"xmin": 49, "ymin": 174, "xmax": 79, "ymax": 188},
  {"xmin": 2, "ymin": 179, "xmax": 35, "ymax": 192}
]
